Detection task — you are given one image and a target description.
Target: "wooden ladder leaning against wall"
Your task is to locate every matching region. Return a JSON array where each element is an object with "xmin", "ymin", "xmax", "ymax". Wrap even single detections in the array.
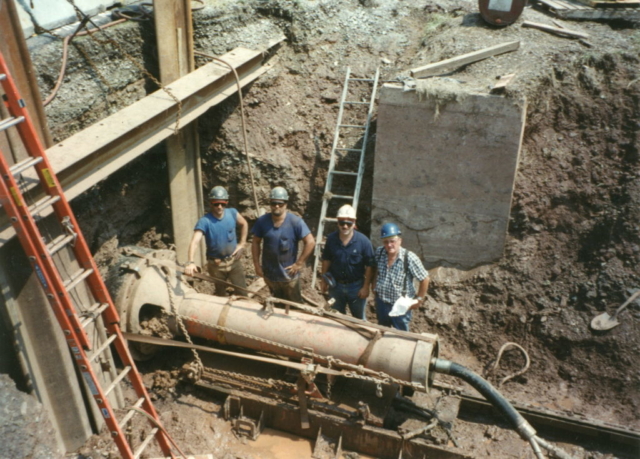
[{"xmin": 0, "ymin": 51, "xmax": 179, "ymax": 459}]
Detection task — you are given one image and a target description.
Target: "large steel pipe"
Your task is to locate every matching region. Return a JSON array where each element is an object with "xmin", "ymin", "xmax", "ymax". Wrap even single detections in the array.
[{"xmin": 110, "ymin": 250, "xmax": 438, "ymax": 390}]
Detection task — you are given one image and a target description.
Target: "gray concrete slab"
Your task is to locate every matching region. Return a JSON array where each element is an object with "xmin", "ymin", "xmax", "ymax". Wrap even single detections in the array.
[
  {"xmin": 372, "ymin": 84, "xmax": 526, "ymax": 269},
  {"xmin": 16, "ymin": 0, "xmax": 119, "ymax": 37}
]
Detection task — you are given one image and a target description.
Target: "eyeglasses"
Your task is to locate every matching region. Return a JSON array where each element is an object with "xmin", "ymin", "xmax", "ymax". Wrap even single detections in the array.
[
  {"xmin": 211, "ymin": 202, "xmax": 227, "ymax": 208},
  {"xmin": 270, "ymin": 202, "xmax": 286, "ymax": 207},
  {"xmin": 338, "ymin": 220, "xmax": 354, "ymax": 227}
]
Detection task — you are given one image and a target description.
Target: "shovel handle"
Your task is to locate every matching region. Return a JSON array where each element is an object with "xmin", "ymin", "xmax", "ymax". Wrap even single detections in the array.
[{"xmin": 613, "ymin": 290, "xmax": 640, "ymax": 319}]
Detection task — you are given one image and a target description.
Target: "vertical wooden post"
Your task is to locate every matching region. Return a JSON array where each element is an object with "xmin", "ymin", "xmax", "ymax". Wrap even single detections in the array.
[
  {"xmin": 0, "ymin": 0, "xmax": 53, "ymax": 155},
  {"xmin": 154, "ymin": 0, "xmax": 204, "ymax": 265}
]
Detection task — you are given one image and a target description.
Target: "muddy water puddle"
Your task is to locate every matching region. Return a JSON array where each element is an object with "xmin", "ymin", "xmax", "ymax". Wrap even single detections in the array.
[{"xmin": 233, "ymin": 427, "xmax": 375, "ymax": 458}]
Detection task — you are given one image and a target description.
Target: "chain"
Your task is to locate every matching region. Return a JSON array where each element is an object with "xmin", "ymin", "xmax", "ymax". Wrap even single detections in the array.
[
  {"xmin": 162, "ymin": 270, "xmax": 203, "ymax": 381},
  {"xmin": 205, "ymin": 368, "xmax": 296, "ymax": 393}
]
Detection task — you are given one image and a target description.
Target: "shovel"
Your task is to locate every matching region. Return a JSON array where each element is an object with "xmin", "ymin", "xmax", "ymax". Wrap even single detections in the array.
[{"xmin": 590, "ymin": 289, "xmax": 640, "ymax": 331}]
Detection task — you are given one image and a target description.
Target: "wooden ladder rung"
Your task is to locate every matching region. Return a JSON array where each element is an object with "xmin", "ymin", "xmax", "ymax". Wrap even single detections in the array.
[
  {"xmin": 104, "ymin": 366, "xmax": 132, "ymax": 397},
  {"xmin": 9, "ymin": 156, "xmax": 42, "ymax": 176},
  {"xmin": 89, "ymin": 334, "xmax": 118, "ymax": 362},
  {"xmin": 118, "ymin": 397, "xmax": 146, "ymax": 428},
  {"xmin": 80, "ymin": 303, "xmax": 110, "ymax": 329},
  {"xmin": 63, "ymin": 268, "xmax": 94, "ymax": 292},
  {"xmin": 0, "ymin": 115, "xmax": 25, "ymax": 132},
  {"xmin": 133, "ymin": 427, "xmax": 160, "ymax": 459},
  {"xmin": 47, "ymin": 233, "xmax": 75, "ymax": 256},
  {"xmin": 28, "ymin": 195, "xmax": 60, "ymax": 215}
]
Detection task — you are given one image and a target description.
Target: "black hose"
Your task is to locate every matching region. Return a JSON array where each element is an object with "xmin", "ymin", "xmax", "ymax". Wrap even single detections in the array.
[{"xmin": 432, "ymin": 358, "xmax": 536, "ymax": 442}]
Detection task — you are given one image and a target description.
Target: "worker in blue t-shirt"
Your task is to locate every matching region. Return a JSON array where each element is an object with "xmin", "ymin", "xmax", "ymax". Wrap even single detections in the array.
[
  {"xmin": 321, "ymin": 205, "xmax": 375, "ymax": 320},
  {"xmin": 251, "ymin": 187, "xmax": 315, "ymax": 302},
  {"xmin": 185, "ymin": 186, "xmax": 248, "ymax": 296}
]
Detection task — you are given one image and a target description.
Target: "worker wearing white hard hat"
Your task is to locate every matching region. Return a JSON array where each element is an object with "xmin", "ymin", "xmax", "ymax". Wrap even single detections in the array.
[{"xmin": 320, "ymin": 205, "xmax": 375, "ymax": 320}]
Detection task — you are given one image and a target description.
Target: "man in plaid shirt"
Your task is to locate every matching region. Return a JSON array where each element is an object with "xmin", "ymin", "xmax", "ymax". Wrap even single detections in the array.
[{"xmin": 373, "ymin": 223, "xmax": 429, "ymax": 331}]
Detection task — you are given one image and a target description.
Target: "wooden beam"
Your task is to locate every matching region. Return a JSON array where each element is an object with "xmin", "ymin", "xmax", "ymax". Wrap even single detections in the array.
[
  {"xmin": 410, "ymin": 41, "xmax": 520, "ymax": 79},
  {"xmin": 154, "ymin": 0, "xmax": 202, "ymax": 265},
  {"xmin": 0, "ymin": 47, "xmax": 275, "ymax": 245},
  {"xmin": 522, "ymin": 21, "xmax": 589, "ymax": 39}
]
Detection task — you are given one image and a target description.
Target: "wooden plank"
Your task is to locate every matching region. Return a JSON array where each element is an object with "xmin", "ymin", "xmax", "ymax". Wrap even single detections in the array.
[
  {"xmin": 246, "ymin": 277, "xmax": 266, "ymax": 298},
  {"xmin": 490, "ymin": 73, "xmax": 516, "ymax": 93},
  {"xmin": 0, "ymin": 47, "xmax": 275, "ymax": 246},
  {"xmin": 522, "ymin": 21, "xmax": 589, "ymax": 39},
  {"xmin": 410, "ymin": 41, "xmax": 520, "ymax": 79}
]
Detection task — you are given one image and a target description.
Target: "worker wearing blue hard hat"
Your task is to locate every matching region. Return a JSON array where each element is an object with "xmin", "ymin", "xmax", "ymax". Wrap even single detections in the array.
[{"xmin": 373, "ymin": 222, "xmax": 429, "ymax": 331}]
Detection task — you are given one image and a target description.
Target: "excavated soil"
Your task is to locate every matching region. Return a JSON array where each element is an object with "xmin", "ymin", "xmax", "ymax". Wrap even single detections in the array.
[{"xmin": 21, "ymin": 0, "xmax": 640, "ymax": 457}]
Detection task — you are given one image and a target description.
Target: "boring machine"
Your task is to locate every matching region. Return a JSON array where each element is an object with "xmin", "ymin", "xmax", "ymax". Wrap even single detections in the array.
[{"xmin": 110, "ymin": 248, "xmax": 569, "ymax": 459}]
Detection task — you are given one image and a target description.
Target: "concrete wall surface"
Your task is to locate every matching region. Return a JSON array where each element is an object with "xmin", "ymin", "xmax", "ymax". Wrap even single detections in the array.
[
  {"xmin": 15, "ymin": 0, "xmax": 126, "ymax": 37},
  {"xmin": 372, "ymin": 84, "xmax": 526, "ymax": 269}
]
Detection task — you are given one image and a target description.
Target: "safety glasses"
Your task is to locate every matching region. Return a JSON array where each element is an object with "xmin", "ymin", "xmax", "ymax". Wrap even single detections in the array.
[
  {"xmin": 211, "ymin": 202, "xmax": 227, "ymax": 208},
  {"xmin": 270, "ymin": 202, "xmax": 286, "ymax": 208},
  {"xmin": 338, "ymin": 220, "xmax": 354, "ymax": 227}
]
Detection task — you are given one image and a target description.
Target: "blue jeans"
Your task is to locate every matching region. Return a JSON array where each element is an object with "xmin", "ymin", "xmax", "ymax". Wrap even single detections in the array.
[
  {"xmin": 329, "ymin": 280, "xmax": 367, "ymax": 320},
  {"xmin": 375, "ymin": 296, "xmax": 412, "ymax": 331}
]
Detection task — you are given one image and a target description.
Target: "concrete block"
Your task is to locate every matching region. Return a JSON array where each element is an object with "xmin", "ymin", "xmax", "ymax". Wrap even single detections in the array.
[{"xmin": 372, "ymin": 84, "xmax": 526, "ymax": 269}]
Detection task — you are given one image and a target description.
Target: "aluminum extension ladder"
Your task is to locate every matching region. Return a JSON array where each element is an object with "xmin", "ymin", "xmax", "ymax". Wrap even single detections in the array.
[
  {"xmin": 0, "ymin": 53, "xmax": 177, "ymax": 459},
  {"xmin": 311, "ymin": 67, "xmax": 379, "ymax": 288}
]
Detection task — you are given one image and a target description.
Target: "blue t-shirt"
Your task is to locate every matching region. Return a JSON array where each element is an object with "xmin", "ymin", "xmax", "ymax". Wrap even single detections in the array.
[
  {"xmin": 194, "ymin": 208, "xmax": 239, "ymax": 259},
  {"xmin": 252, "ymin": 212, "xmax": 311, "ymax": 282},
  {"xmin": 322, "ymin": 230, "xmax": 374, "ymax": 284}
]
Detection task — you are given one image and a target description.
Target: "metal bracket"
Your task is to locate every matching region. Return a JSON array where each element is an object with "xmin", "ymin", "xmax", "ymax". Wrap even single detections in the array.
[{"xmin": 223, "ymin": 395, "xmax": 264, "ymax": 441}]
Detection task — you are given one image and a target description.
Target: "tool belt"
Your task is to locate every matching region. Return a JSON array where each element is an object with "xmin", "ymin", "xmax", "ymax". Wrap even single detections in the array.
[{"xmin": 208, "ymin": 256, "xmax": 235, "ymax": 273}]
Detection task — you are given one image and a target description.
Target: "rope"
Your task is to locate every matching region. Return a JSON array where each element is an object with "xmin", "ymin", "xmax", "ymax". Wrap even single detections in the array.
[
  {"xmin": 486, "ymin": 342, "xmax": 531, "ymax": 387},
  {"xmin": 194, "ymin": 50, "xmax": 261, "ymax": 218}
]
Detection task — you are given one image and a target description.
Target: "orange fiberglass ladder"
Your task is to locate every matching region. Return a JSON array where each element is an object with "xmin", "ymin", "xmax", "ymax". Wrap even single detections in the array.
[{"xmin": 0, "ymin": 52, "xmax": 177, "ymax": 458}]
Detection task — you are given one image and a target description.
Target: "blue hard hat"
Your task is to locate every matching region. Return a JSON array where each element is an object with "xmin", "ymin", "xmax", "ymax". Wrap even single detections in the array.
[{"xmin": 380, "ymin": 222, "xmax": 401, "ymax": 239}]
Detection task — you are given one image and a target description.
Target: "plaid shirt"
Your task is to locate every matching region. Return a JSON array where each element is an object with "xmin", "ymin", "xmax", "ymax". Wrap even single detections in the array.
[{"xmin": 374, "ymin": 247, "xmax": 428, "ymax": 304}]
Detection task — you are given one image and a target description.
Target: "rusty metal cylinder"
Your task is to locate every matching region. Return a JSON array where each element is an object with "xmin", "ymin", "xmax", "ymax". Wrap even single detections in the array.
[{"xmin": 111, "ymin": 251, "xmax": 438, "ymax": 390}]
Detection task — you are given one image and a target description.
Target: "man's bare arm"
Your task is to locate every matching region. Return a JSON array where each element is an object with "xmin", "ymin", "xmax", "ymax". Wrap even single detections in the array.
[{"xmin": 185, "ymin": 231, "xmax": 204, "ymax": 275}]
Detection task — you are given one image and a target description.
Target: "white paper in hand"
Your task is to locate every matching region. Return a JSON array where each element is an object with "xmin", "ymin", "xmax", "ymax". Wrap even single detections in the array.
[{"xmin": 389, "ymin": 295, "xmax": 415, "ymax": 317}]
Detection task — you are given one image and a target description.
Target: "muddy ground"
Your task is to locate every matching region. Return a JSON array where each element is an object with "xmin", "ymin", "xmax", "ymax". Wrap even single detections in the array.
[{"xmin": 21, "ymin": 0, "xmax": 640, "ymax": 457}]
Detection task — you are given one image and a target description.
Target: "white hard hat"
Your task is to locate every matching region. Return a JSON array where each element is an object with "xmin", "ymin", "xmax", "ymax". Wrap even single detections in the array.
[{"xmin": 336, "ymin": 205, "xmax": 356, "ymax": 220}]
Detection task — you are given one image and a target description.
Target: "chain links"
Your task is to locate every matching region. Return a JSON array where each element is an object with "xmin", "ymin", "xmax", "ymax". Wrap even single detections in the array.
[
  {"xmin": 205, "ymin": 368, "xmax": 296, "ymax": 393},
  {"xmin": 162, "ymin": 270, "xmax": 203, "ymax": 381}
]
